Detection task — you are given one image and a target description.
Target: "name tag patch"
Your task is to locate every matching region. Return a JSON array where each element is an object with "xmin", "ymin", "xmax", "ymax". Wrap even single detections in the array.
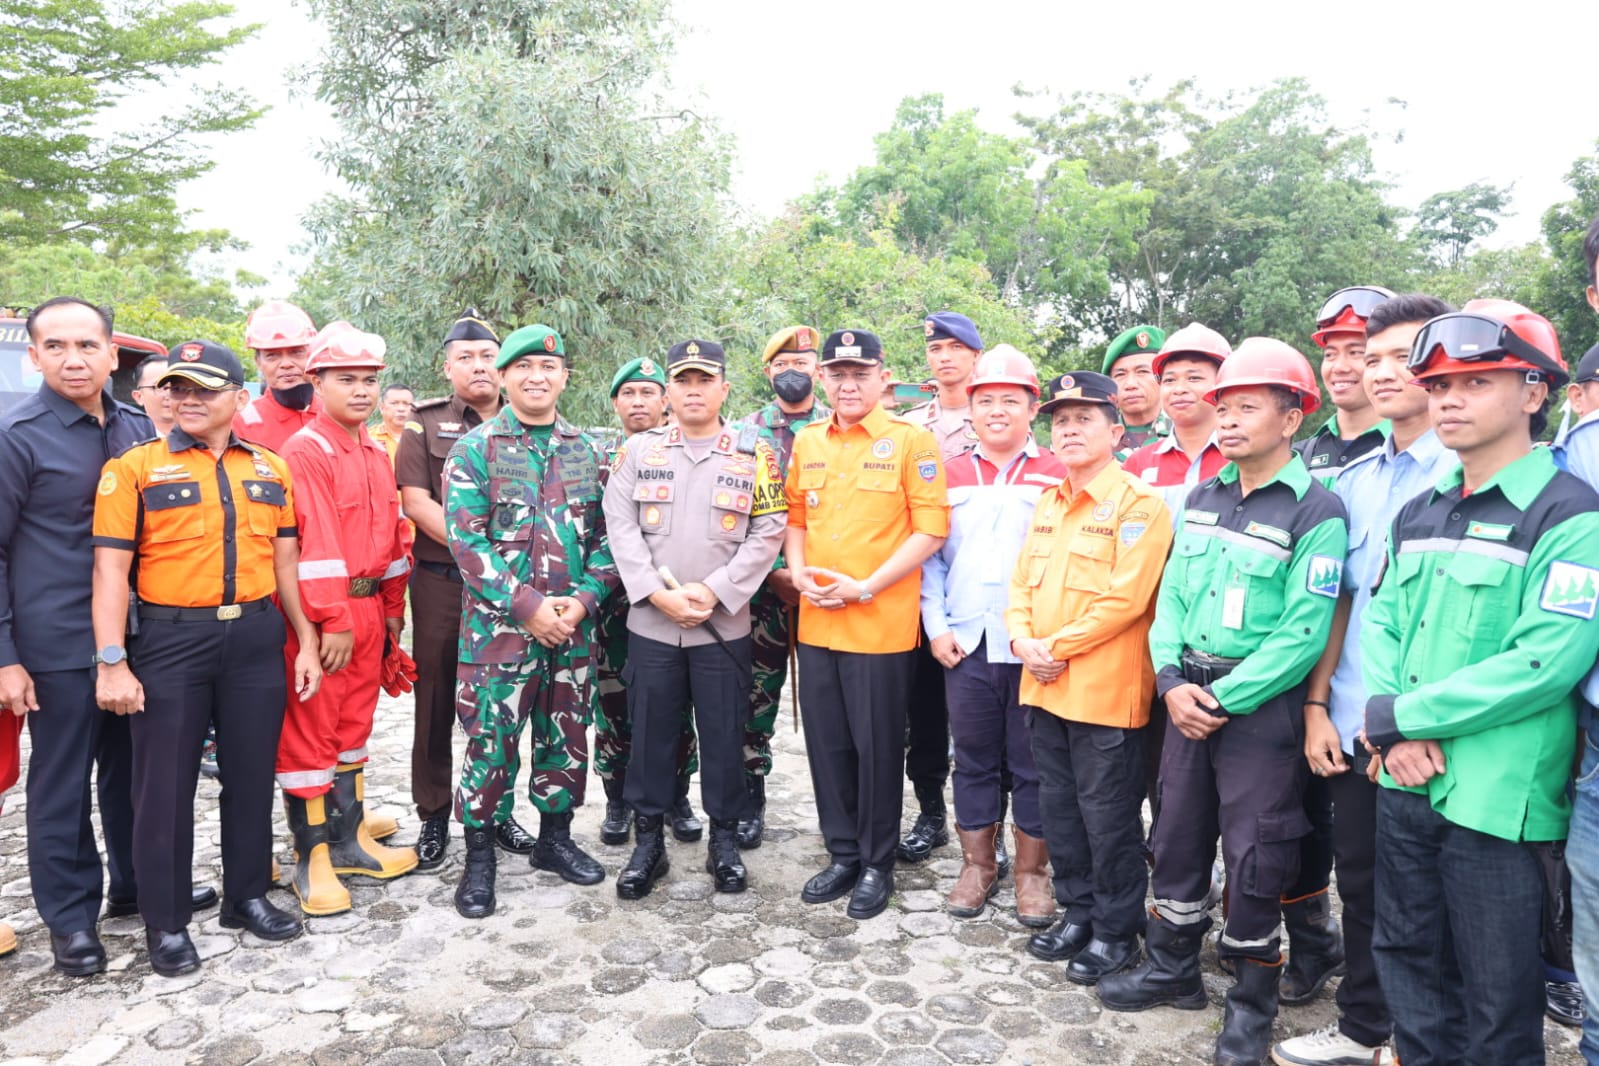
[
  {"xmin": 1184, "ymin": 510, "xmax": 1219, "ymax": 527},
  {"xmin": 1306, "ymin": 555, "xmax": 1343, "ymax": 599},
  {"xmin": 1467, "ymin": 521, "xmax": 1514, "ymax": 542},
  {"xmin": 1245, "ymin": 521, "xmax": 1291, "ymax": 548},
  {"xmin": 1541, "ymin": 560, "xmax": 1599, "ymax": 620}
]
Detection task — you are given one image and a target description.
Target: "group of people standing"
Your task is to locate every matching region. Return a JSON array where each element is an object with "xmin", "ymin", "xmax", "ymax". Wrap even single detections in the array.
[{"xmin": 4, "ymin": 211, "xmax": 1599, "ymax": 1066}]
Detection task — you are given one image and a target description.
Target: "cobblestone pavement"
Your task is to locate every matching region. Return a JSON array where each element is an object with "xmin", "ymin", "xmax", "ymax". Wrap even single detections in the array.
[{"xmin": 0, "ymin": 686, "xmax": 1585, "ymax": 1066}]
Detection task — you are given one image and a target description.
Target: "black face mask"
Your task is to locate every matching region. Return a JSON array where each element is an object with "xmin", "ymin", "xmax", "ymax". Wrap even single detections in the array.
[
  {"xmin": 771, "ymin": 370, "xmax": 814, "ymax": 405},
  {"xmin": 270, "ymin": 383, "xmax": 316, "ymax": 411}
]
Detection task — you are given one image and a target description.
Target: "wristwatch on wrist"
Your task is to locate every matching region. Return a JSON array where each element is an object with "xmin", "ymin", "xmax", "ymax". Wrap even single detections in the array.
[
  {"xmin": 93, "ymin": 645, "xmax": 127, "ymax": 667},
  {"xmin": 856, "ymin": 583, "xmax": 874, "ymax": 605}
]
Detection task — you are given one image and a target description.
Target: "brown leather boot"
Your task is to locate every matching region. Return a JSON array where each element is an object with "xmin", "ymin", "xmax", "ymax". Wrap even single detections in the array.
[
  {"xmin": 947, "ymin": 824, "xmax": 999, "ymax": 919},
  {"xmin": 1012, "ymin": 825, "xmax": 1056, "ymax": 928}
]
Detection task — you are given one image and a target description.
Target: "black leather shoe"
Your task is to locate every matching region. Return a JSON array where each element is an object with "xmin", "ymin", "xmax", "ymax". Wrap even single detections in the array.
[
  {"xmin": 530, "ymin": 810, "xmax": 605, "ymax": 885},
  {"xmin": 670, "ymin": 774, "xmax": 703, "ymax": 842},
  {"xmin": 146, "ymin": 926, "xmax": 200, "ymax": 977},
  {"xmin": 1067, "ymin": 936, "xmax": 1141, "ymax": 985},
  {"xmin": 846, "ymin": 866, "xmax": 894, "ymax": 920},
  {"xmin": 616, "ymin": 814, "xmax": 669, "ymax": 900},
  {"xmin": 455, "ymin": 827, "xmax": 498, "ymax": 919},
  {"xmin": 219, "ymin": 896, "xmax": 302, "ymax": 941},
  {"xmin": 1028, "ymin": 916, "xmax": 1094, "ymax": 962},
  {"xmin": 705, "ymin": 819, "xmax": 747, "ymax": 893},
  {"xmin": 50, "ymin": 929, "xmax": 107, "ymax": 977},
  {"xmin": 801, "ymin": 861, "xmax": 861, "ymax": 904},
  {"xmin": 599, "ymin": 777, "xmax": 631, "ymax": 846},
  {"xmin": 105, "ymin": 884, "xmax": 218, "ymax": 920},
  {"xmin": 735, "ymin": 774, "xmax": 765, "ymax": 851},
  {"xmin": 416, "ymin": 813, "xmax": 450, "ymax": 870},
  {"xmin": 896, "ymin": 810, "xmax": 949, "ymax": 864},
  {"xmin": 494, "ymin": 815, "xmax": 536, "ymax": 855},
  {"xmin": 1548, "ymin": 979, "xmax": 1586, "ymax": 1028}
]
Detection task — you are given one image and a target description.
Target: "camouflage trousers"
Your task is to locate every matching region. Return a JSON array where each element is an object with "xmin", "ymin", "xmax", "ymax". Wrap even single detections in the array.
[
  {"xmin": 745, "ymin": 583, "xmax": 795, "ymax": 777},
  {"xmin": 592, "ymin": 603, "xmax": 698, "ymax": 781},
  {"xmin": 454, "ymin": 654, "xmax": 592, "ymax": 828}
]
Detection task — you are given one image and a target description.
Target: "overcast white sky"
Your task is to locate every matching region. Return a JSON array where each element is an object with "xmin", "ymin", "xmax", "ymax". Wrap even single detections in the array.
[{"xmin": 172, "ymin": 0, "xmax": 1599, "ymax": 294}]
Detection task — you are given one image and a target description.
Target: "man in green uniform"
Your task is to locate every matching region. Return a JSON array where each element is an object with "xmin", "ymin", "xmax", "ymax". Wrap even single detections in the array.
[
  {"xmin": 735, "ymin": 325, "xmax": 831, "ymax": 847},
  {"xmin": 594, "ymin": 356, "xmax": 700, "ymax": 846},
  {"xmin": 1099, "ymin": 339, "xmax": 1348, "ymax": 1066},
  {"xmin": 1296, "ymin": 286, "xmax": 1395, "ymax": 486},
  {"xmin": 1102, "ymin": 325, "xmax": 1169, "ymax": 457},
  {"xmin": 1361, "ymin": 300, "xmax": 1599, "ymax": 1066},
  {"xmin": 445, "ymin": 324, "xmax": 619, "ymax": 918}
]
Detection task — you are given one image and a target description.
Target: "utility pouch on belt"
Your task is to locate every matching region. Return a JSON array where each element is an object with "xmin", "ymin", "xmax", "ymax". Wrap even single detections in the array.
[{"xmin": 1179, "ymin": 648, "xmax": 1243, "ymax": 689}]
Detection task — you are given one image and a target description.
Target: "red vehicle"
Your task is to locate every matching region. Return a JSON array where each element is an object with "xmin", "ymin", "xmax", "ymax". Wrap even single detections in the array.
[{"xmin": 0, "ymin": 307, "xmax": 169, "ymax": 418}]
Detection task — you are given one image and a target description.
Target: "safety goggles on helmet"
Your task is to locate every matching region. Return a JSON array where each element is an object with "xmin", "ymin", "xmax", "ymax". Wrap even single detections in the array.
[
  {"xmin": 1315, "ymin": 287, "xmax": 1393, "ymax": 332},
  {"xmin": 1406, "ymin": 313, "xmax": 1564, "ymax": 381}
]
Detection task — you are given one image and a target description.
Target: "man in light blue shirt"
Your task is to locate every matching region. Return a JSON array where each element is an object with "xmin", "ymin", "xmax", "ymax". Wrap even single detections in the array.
[
  {"xmin": 1274, "ymin": 294, "xmax": 1456, "ymax": 1066},
  {"xmin": 920, "ymin": 347, "xmax": 1064, "ymax": 924}
]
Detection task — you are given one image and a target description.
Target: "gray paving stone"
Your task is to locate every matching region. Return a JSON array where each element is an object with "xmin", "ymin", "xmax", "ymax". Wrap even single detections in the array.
[
  {"xmin": 693, "ymin": 1030, "xmax": 762, "ymax": 1065},
  {"xmin": 933, "ymin": 1029, "xmax": 1007, "ymax": 1065},
  {"xmin": 695, "ymin": 993, "xmax": 764, "ymax": 1029},
  {"xmin": 466, "ymin": 999, "xmax": 529, "ymax": 1029},
  {"xmin": 634, "ymin": 1013, "xmax": 702, "ymax": 1050},
  {"xmin": 812, "ymin": 1031, "xmax": 883, "ymax": 1065},
  {"xmin": 439, "ymin": 1030, "xmax": 516, "ymax": 1066}
]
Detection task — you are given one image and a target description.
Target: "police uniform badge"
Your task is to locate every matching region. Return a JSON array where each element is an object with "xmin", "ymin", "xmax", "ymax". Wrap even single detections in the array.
[
  {"xmin": 720, "ymin": 514, "xmax": 738, "ymax": 532},
  {"xmin": 872, "ymin": 439, "xmax": 894, "ymax": 460}
]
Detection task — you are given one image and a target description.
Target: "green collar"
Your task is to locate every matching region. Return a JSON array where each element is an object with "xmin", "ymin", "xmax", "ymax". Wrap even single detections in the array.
[
  {"xmin": 1434, "ymin": 446, "xmax": 1554, "ymax": 511},
  {"xmin": 1314, "ymin": 413, "xmax": 1390, "ymax": 442},
  {"xmin": 1216, "ymin": 452, "xmax": 1314, "ymax": 500}
]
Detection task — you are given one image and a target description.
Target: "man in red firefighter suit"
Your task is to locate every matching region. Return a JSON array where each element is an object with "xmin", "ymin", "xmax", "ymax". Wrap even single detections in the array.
[
  {"xmin": 235, "ymin": 300, "xmax": 324, "ymax": 452},
  {"xmin": 0, "ymin": 710, "xmax": 18, "ymax": 958},
  {"xmin": 276, "ymin": 321, "xmax": 418, "ymax": 916}
]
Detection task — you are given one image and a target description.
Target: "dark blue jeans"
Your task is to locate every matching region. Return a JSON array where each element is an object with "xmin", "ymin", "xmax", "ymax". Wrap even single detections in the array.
[
  {"xmin": 1373, "ymin": 787, "xmax": 1546, "ymax": 1066},
  {"xmin": 944, "ymin": 649, "xmax": 1039, "ymax": 836}
]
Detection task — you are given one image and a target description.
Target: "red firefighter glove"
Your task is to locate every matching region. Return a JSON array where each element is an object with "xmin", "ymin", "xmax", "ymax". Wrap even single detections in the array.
[{"xmin": 381, "ymin": 642, "xmax": 418, "ymax": 698}]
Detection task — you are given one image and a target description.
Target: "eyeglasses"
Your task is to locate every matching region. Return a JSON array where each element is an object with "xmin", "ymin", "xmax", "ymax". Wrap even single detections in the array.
[
  {"xmin": 167, "ymin": 383, "xmax": 240, "ymax": 401},
  {"xmin": 133, "ymin": 384, "xmax": 168, "ymax": 394},
  {"xmin": 1407, "ymin": 313, "xmax": 1564, "ymax": 379},
  {"xmin": 1316, "ymin": 287, "xmax": 1393, "ymax": 330}
]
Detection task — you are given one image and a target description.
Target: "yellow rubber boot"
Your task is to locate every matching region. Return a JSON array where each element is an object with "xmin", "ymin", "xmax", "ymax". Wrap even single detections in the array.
[
  {"xmin": 285, "ymin": 793, "xmax": 351, "ymax": 916},
  {"xmin": 0, "ymin": 921, "xmax": 16, "ymax": 958},
  {"xmin": 327, "ymin": 765, "xmax": 418, "ymax": 879},
  {"xmin": 364, "ymin": 811, "xmax": 400, "ymax": 842}
]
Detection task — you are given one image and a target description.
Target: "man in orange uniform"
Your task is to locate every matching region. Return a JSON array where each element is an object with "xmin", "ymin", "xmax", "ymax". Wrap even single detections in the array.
[
  {"xmin": 1007, "ymin": 371, "xmax": 1173, "ymax": 983},
  {"xmin": 276, "ymin": 322, "xmax": 418, "ymax": 916},
  {"xmin": 787, "ymin": 328, "xmax": 949, "ymax": 920},
  {"xmin": 235, "ymin": 300, "xmax": 321, "ymax": 451},
  {"xmin": 91, "ymin": 340, "xmax": 322, "ymax": 974}
]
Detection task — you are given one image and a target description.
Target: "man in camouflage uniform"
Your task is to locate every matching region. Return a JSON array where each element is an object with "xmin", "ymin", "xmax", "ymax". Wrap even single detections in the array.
[
  {"xmin": 445, "ymin": 324, "xmax": 619, "ymax": 919},
  {"xmin": 594, "ymin": 356, "xmax": 701, "ymax": 846},
  {"xmin": 735, "ymin": 325, "xmax": 831, "ymax": 848}
]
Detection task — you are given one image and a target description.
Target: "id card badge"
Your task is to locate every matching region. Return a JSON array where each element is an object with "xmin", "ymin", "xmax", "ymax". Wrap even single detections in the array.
[
  {"xmin": 981, "ymin": 548, "xmax": 1009, "ymax": 587},
  {"xmin": 1222, "ymin": 584, "xmax": 1246, "ymax": 630}
]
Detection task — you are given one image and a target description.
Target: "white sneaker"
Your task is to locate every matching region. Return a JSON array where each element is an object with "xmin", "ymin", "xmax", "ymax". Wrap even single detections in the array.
[{"xmin": 1272, "ymin": 1024, "xmax": 1393, "ymax": 1066}]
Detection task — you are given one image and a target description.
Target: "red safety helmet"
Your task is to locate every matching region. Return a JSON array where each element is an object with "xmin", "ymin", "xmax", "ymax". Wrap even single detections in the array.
[
  {"xmin": 1408, "ymin": 299, "xmax": 1567, "ymax": 386},
  {"xmin": 244, "ymin": 300, "xmax": 316, "ymax": 351},
  {"xmin": 1311, "ymin": 286, "xmax": 1396, "ymax": 348},
  {"xmin": 1203, "ymin": 337, "xmax": 1321, "ymax": 414},
  {"xmin": 305, "ymin": 321, "xmax": 388, "ymax": 373},
  {"xmin": 965, "ymin": 344, "xmax": 1041, "ymax": 397},
  {"xmin": 1151, "ymin": 323, "xmax": 1232, "ymax": 378}
]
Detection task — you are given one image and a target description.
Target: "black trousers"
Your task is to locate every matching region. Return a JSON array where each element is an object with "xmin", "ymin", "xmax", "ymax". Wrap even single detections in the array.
[
  {"xmin": 129, "ymin": 609, "xmax": 286, "ymax": 931},
  {"xmin": 622, "ymin": 632, "xmax": 748, "ymax": 822},
  {"xmin": 25, "ymin": 668, "xmax": 136, "ymax": 934},
  {"xmin": 1327, "ymin": 755, "xmax": 1391, "ymax": 1047},
  {"xmin": 1287, "ymin": 768, "xmax": 1336, "ymax": 898},
  {"xmin": 1150, "ymin": 684, "xmax": 1309, "ymax": 961},
  {"xmin": 409, "ymin": 563, "xmax": 463, "ymax": 820},
  {"xmin": 799, "ymin": 644, "xmax": 914, "ymax": 869},
  {"xmin": 903, "ymin": 634, "xmax": 949, "ymax": 794},
  {"xmin": 1029, "ymin": 709, "xmax": 1148, "ymax": 939}
]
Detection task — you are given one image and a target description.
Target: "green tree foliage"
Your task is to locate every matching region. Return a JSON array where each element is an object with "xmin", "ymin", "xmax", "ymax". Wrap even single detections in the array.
[
  {"xmin": 1536, "ymin": 143, "xmax": 1599, "ymax": 363},
  {"xmin": 1413, "ymin": 182, "xmax": 1512, "ymax": 270},
  {"xmin": 299, "ymin": 0, "xmax": 731, "ymax": 427},
  {"xmin": 0, "ymin": 0, "xmax": 262, "ymax": 247}
]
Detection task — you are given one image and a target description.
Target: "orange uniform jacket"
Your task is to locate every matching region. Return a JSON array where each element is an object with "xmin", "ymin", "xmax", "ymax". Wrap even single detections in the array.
[
  {"xmin": 280, "ymin": 413, "xmax": 409, "ymax": 632},
  {"xmin": 1005, "ymin": 462, "xmax": 1173, "ymax": 727},
  {"xmin": 786, "ymin": 404, "xmax": 949, "ymax": 654}
]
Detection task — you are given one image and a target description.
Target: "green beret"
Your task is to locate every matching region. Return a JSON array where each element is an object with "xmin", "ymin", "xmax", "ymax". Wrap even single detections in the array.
[
  {"xmin": 1101, "ymin": 325, "xmax": 1166, "ymax": 374},
  {"xmin": 496, "ymin": 324, "xmax": 566, "ymax": 370},
  {"xmin": 609, "ymin": 356, "xmax": 667, "ymax": 397}
]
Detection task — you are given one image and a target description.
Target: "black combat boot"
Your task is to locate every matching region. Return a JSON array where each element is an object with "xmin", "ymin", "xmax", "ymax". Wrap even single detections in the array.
[
  {"xmin": 706, "ymin": 818, "xmax": 747, "ymax": 893},
  {"xmin": 529, "ymin": 810, "xmax": 605, "ymax": 885},
  {"xmin": 671, "ymin": 774, "xmax": 703, "ymax": 842},
  {"xmin": 1097, "ymin": 915, "xmax": 1211, "ymax": 1012},
  {"xmin": 600, "ymin": 777, "xmax": 631, "ymax": 846},
  {"xmin": 454, "ymin": 826, "xmax": 497, "ymax": 919},
  {"xmin": 617, "ymin": 814, "xmax": 669, "ymax": 900},
  {"xmin": 735, "ymin": 773, "xmax": 765, "ymax": 850},
  {"xmin": 896, "ymin": 782, "xmax": 948, "ymax": 863},
  {"xmin": 1215, "ymin": 956, "xmax": 1283, "ymax": 1066},
  {"xmin": 1278, "ymin": 890, "xmax": 1345, "ymax": 1005}
]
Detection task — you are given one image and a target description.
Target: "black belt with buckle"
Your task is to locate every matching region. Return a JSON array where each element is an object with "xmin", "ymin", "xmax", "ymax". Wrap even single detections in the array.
[
  {"xmin": 1179, "ymin": 648, "xmax": 1245, "ymax": 688},
  {"xmin": 348, "ymin": 577, "xmax": 380, "ymax": 598},
  {"xmin": 416, "ymin": 560, "xmax": 463, "ymax": 582},
  {"xmin": 139, "ymin": 597, "xmax": 274, "ymax": 623}
]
